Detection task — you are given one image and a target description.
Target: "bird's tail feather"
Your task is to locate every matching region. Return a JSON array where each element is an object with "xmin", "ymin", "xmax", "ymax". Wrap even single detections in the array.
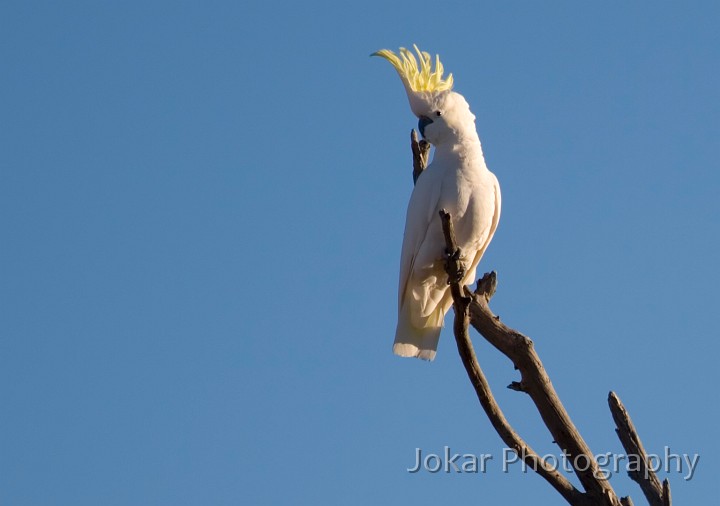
[{"xmin": 393, "ymin": 303, "xmax": 444, "ymax": 361}]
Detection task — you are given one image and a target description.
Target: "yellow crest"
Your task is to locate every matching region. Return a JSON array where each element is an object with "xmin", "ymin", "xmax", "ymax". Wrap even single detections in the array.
[{"xmin": 372, "ymin": 45, "xmax": 454, "ymax": 93}]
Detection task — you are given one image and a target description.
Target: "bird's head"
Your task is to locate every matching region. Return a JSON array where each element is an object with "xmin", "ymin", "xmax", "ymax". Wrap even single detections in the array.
[{"xmin": 373, "ymin": 45, "xmax": 477, "ymax": 146}]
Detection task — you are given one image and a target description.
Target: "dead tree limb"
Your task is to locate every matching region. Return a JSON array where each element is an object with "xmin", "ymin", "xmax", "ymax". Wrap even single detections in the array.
[
  {"xmin": 609, "ymin": 392, "xmax": 672, "ymax": 506},
  {"xmin": 440, "ymin": 210, "xmax": 619, "ymax": 506},
  {"xmin": 410, "ymin": 129, "xmax": 430, "ymax": 184},
  {"xmin": 466, "ymin": 271, "xmax": 617, "ymax": 502},
  {"xmin": 440, "ymin": 210, "xmax": 586, "ymax": 505},
  {"xmin": 407, "ymin": 130, "xmax": 670, "ymax": 505}
]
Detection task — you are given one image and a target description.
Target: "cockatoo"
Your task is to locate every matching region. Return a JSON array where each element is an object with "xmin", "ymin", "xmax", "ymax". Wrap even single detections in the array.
[{"xmin": 374, "ymin": 45, "xmax": 501, "ymax": 361}]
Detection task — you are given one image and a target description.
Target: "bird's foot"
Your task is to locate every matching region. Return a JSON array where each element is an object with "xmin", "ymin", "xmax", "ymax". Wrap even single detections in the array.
[{"xmin": 444, "ymin": 247, "xmax": 465, "ymax": 285}]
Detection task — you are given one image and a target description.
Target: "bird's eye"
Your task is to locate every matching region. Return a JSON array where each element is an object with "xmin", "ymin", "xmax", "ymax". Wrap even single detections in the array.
[{"xmin": 435, "ymin": 111, "xmax": 443, "ymax": 117}]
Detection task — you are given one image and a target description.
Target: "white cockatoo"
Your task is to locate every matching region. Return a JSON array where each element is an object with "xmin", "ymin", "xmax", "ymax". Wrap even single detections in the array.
[{"xmin": 374, "ymin": 45, "xmax": 501, "ymax": 360}]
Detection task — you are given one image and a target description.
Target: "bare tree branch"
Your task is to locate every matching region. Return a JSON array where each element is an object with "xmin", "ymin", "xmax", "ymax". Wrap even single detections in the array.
[
  {"xmin": 609, "ymin": 392, "xmax": 671, "ymax": 506},
  {"xmin": 407, "ymin": 128, "xmax": 669, "ymax": 506},
  {"xmin": 410, "ymin": 129, "xmax": 430, "ymax": 184},
  {"xmin": 439, "ymin": 210, "xmax": 586, "ymax": 505},
  {"xmin": 466, "ymin": 284, "xmax": 621, "ymax": 504}
]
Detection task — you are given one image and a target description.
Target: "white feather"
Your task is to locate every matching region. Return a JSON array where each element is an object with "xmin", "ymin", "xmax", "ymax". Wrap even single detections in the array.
[{"xmin": 393, "ymin": 91, "xmax": 501, "ymax": 360}]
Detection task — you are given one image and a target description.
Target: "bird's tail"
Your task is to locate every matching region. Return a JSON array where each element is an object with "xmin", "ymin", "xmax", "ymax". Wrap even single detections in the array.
[{"xmin": 393, "ymin": 302, "xmax": 445, "ymax": 361}]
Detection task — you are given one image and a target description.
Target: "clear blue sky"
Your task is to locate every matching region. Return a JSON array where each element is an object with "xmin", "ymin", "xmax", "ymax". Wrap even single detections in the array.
[{"xmin": 2, "ymin": 1, "xmax": 718, "ymax": 504}]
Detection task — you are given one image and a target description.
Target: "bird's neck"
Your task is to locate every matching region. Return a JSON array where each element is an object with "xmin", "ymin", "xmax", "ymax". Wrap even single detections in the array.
[{"xmin": 433, "ymin": 132, "xmax": 485, "ymax": 167}]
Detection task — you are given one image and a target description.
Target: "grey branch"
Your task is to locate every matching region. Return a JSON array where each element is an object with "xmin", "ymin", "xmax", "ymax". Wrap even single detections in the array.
[
  {"xmin": 439, "ymin": 210, "xmax": 585, "ymax": 505},
  {"xmin": 463, "ymin": 269, "xmax": 621, "ymax": 505},
  {"xmin": 408, "ymin": 131, "xmax": 670, "ymax": 505},
  {"xmin": 609, "ymin": 392, "xmax": 672, "ymax": 506},
  {"xmin": 410, "ymin": 129, "xmax": 431, "ymax": 185}
]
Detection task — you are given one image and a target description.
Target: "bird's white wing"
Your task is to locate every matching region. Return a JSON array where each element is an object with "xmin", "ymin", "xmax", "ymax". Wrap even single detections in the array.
[
  {"xmin": 397, "ymin": 166, "xmax": 444, "ymax": 313},
  {"xmin": 394, "ymin": 165, "xmax": 447, "ymax": 360}
]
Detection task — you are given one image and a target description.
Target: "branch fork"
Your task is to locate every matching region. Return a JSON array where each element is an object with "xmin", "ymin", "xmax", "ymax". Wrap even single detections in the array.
[{"xmin": 407, "ymin": 130, "xmax": 670, "ymax": 506}]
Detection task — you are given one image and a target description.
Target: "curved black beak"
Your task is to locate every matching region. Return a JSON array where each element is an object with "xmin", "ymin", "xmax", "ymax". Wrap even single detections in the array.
[{"xmin": 418, "ymin": 116, "xmax": 434, "ymax": 138}]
